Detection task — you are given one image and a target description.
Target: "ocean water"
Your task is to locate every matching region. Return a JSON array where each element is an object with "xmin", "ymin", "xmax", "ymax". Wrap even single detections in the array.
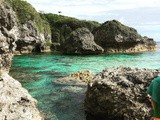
[{"xmin": 10, "ymin": 43, "xmax": 160, "ymax": 120}]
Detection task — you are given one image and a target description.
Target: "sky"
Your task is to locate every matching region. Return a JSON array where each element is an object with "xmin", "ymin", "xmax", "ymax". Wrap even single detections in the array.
[{"xmin": 26, "ymin": 0, "xmax": 160, "ymax": 41}]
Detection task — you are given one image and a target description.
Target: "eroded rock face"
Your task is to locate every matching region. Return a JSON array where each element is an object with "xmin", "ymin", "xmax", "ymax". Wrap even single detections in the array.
[
  {"xmin": 0, "ymin": 1, "xmax": 44, "ymax": 119},
  {"xmin": 94, "ymin": 20, "xmax": 156, "ymax": 53},
  {"xmin": 0, "ymin": 1, "xmax": 16, "ymax": 72},
  {"xmin": 16, "ymin": 21, "xmax": 44, "ymax": 53},
  {"xmin": 85, "ymin": 67, "xmax": 160, "ymax": 120},
  {"xmin": 1, "ymin": 0, "xmax": 51, "ymax": 54},
  {"xmin": 62, "ymin": 28, "xmax": 104, "ymax": 55},
  {"xmin": 0, "ymin": 73, "xmax": 43, "ymax": 120}
]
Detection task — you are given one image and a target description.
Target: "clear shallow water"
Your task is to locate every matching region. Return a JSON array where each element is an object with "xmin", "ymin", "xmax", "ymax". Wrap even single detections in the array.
[{"xmin": 10, "ymin": 43, "xmax": 160, "ymax": 120}]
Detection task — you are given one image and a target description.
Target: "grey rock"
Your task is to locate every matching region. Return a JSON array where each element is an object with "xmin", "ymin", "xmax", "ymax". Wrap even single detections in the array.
[
  {"xmin": 94, "ymin": 20, "xmax": 156, "ymax": 53},
  {"xmin": 0, "ymin": 1, "xmax": 16, "ymax": 72},
  {"xmin": 62, "ymin": 28, "xmax": 104, "ymax": 55},
  {"xmin": 85, "ymin": 66, "xmax": 160, "ymax": 120},
  {"xmin": 0, "ymin": 1, "xmax": 44, "ymax": 119},
  {"xmin": 0, "ymin": 0, "xmax": 51, "ymax": 54},
  {"xmin": 0, "ymin": 73, "xmax": 43, "ymax": 120}
]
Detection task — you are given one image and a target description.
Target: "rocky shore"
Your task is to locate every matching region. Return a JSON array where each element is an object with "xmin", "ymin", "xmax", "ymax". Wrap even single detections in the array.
[
  {"xmin": 0, "ymin": 73, "xmax": 43, "ymax": 120},
  {"xmin": 53, "ymin": 67, "xmax": 160, "ymax": 120},
  {"xmin": 0, "ymin": 0, "xmax": 159, "ymax": 119},
  {"xmin": 85, "ymin": 67, "xmax": 160, "ymax": 120}
]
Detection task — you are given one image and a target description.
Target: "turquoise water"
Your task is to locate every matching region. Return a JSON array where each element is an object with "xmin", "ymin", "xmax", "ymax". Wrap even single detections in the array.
[{"xmin": 10, "ymin": 43, "xmax": 160, "ymax": 120}]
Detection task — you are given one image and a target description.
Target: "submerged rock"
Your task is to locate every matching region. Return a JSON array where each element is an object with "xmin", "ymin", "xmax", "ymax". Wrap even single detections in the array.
[
  {"xmin": 62, "ymin": 28, "xmax": 104, "ymax": 55},
  {"xmin": 85, "ymin": 67, "xmax": 160, "ymax": 120},
  {"xmin": 94, "ymin": 20, "xmax": 156, "ymax": 53},
  {"xmin": 53, "ymin": 70, "xmax": 94, "ymax": 120},
  {"xmin": 54, "ymin": 70, "xmax": 94, "ymax": 86},
  {"xmin": 0, "ymin": 73, "xmax": 43, "ymax": 120}
]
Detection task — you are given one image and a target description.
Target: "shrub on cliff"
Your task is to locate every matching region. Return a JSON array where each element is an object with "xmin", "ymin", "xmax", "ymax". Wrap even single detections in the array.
[{"xmin": 6, "ymin": 0, "xmax": 51, "ymax": 34}]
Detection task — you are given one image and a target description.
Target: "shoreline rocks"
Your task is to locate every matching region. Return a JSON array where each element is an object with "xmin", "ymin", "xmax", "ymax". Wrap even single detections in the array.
[
  {"xmin": 85, "ymin": 67, "xmax": 160, "ymax": 120},
  {"xmin": 0, "ymin": 73, "xmax": 43, "ymax": 120}
]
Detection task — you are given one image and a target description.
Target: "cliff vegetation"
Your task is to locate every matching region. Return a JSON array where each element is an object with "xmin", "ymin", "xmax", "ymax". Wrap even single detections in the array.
[{"xmin": 6, "ymin": 0, "xmax": 51, "ymax": 34}]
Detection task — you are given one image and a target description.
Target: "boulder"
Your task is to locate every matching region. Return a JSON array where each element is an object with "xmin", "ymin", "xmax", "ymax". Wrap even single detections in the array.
[
  {"xmin": 85, "ymin": 67, "xmax": 160, "ymax": 120},
  {"xmin": 94, "ymin": 20, "xmax": 156, "ymax": 53},
  {"xmin": 0, "ymin": 73, "xmax": 43, "ymax": 120},
  {"xmin": 62, "ymin": 28, "xmax": 104, "ymax": 55}
]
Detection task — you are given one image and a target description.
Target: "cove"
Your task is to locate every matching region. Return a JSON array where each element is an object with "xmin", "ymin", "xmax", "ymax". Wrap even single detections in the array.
[{"xmin": 9, "ymin": 43, "xmax": 160, "ymax": 120}]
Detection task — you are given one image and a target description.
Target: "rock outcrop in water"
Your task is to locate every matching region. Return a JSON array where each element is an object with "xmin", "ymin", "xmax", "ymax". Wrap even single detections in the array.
[
  {"xmin": 54, "ymin": 70, "xmax": 94, "ymax": 85},
  {"xmin": 85, "ymin": 67, "xmax": 160, "ymax": 120},
  {"xmin": 62, "ymin": 28, "xmax": 104, "ymax": 55},
  {"xmin": 93, "ymin": 20, "xmax": 156, "ymax": 53}
]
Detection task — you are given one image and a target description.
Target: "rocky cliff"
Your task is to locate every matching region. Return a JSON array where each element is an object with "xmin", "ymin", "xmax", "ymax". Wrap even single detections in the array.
[
  {"xmin": 0, "ymin": 0, "xmax": 16, "ymax": 72},
  {"xmin": 5, "ymin": 0, "xmax": 52, "ymax": 54},
  {"xmin": 85, "ymin": 67, "xmax": 160, "ymax": 120},
  {"xmin": 0, "ymin": 0, "xmax": 44, "ymax": 119},
  {"xmin": 42, "ymin": 13, "xmax": 100, "ymax": 52},
  {"xmin": 43, "ymin": 13, "xmax": 156, "ymax": 54}
]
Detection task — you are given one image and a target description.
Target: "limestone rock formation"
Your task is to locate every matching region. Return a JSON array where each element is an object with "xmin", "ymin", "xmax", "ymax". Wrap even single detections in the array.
[
  {"xmin": 16, "ymin": 21, "xmax": 48, "ymax": 54},
  {"xmin": 0, "ymin": 73, "xmax": 43, "ymax": 120},
  {"xmin": 42, "ymin": 13, "xmax": 100, "ymax": 51},
  {"xmin": 0, "ymin": 1, "xmax": 44, "ymax": 119},
  {"xmin": 85, "ymin": 67, "xmax": 160, "ymax": 120},
  {"xmin": 62, "ymin": 28, "xmax": 104, "ymax": 55},
  {"xmin": 1, "ymin": 0, "xmax": 51, "ymax": 54},
  {"xmin": 0, "ymin": 1, "xmax": 16, "ymax": 72},
  {"xmin": 94, "ymin": 20, "xmax": 156, "ymax": 53}
]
